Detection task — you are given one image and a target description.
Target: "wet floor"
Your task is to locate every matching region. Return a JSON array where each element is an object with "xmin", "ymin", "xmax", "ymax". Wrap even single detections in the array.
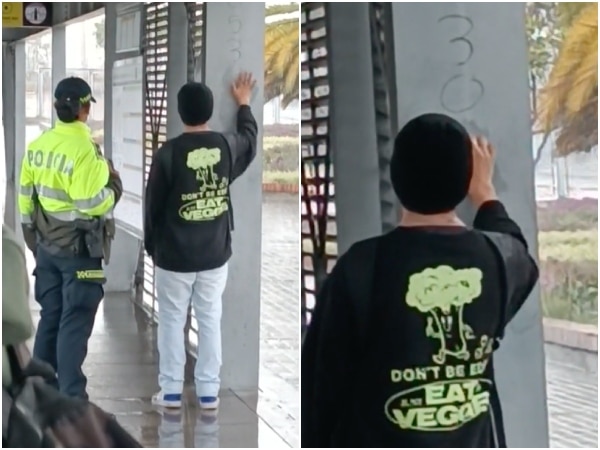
[
  {"xmin": 78, "ymin": 294, "xmax": 288, "ymax": 448},
  {"xmin": 26, "ymin": 193, "xmax": 300, "ymax": 448}
]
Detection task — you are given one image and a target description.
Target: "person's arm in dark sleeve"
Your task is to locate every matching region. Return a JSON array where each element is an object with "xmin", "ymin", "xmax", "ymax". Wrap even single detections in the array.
[
  {"xmin": 144, "ymin": 146, "xmax": 169, "ymax": 259},
  {"xmin": 224, "ymin": 105, "xmax": 258, "ymax": 181},
  {"xmin": 473, "ymin": 200, "xmax": 528, "ymax": 246},
  {"xmin": 475, "ymin": 200, "xmax": 539, "ymax": 329},
  {"xmin": 301, "ymin": 259, "xmax": 357, "ymax": 447}
]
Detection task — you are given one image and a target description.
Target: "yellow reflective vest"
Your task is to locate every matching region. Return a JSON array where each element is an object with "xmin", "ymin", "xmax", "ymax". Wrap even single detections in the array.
[{"xmin": 18, "ymin": 121, "xmax": 115, "ymax": 225}]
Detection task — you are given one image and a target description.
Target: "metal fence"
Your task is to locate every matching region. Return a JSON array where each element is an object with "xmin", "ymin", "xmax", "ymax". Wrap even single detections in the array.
[{"xmin": 300, "ymin": 3, "xmax": 337, "ymax": 333}]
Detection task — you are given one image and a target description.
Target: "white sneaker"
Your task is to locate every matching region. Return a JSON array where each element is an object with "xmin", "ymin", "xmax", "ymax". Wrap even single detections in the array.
[
  {"xmin": 152, "ymin": 391, "xmax": 182, "ymax": 408},
  {"xmin": 198, "ymin": 396, "xmax": 220, "ymax": 410}
]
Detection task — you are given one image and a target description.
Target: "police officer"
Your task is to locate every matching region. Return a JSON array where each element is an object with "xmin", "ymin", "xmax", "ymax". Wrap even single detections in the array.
[{"xmin": 18, "ymin": 76, "xmax": 122, "ymax": 399}]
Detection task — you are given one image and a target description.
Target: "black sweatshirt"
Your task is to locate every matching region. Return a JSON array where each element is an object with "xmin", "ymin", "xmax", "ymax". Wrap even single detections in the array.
[
  {"xmin": 144, "ymin": 105, "xmax": 258, "ymax": 272},
  {"xmin": 301, "ymin": 200, "xmax": 539, "ymax": 448}
]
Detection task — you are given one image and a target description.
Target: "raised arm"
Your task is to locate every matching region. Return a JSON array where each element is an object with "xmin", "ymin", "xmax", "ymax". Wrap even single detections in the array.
[
  {"xmin": 469, "ymin": 136, "xmax": 539, "ymax": 329},
  {"xmin": 224, "ymin": 72, "xmax": 259, "ymax": 181}
]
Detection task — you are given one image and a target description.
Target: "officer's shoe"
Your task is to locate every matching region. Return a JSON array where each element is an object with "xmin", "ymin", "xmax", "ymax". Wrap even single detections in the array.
[
  {"xmin": 152, "ymin": 391, "xmax": 182, "ymax": 408},
  {"xmin": 198, "ymin": 396, "xmax": 219, "ymax": 410}
]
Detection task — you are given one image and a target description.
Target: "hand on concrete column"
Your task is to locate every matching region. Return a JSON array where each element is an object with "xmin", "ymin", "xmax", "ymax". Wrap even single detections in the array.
[
  {"xmin": 231, "ymin": 72, "xmax": 257, "ymax": 106},
  {"xmin": 468, "ymin": 135, "xmax": 498, "ymax": 209}
]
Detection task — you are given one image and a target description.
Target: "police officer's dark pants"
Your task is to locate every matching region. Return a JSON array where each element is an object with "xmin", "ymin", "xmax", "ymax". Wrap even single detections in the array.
[{"xmin": 32, "ymin": 245, "xmax": 104, "ymax": 399}]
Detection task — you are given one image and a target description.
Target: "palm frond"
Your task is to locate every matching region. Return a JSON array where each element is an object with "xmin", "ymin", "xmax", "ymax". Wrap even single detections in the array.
[
  {"xmin": 263, "ymin": 17, "xmax": 299, "ymax": 106},
  {"xmin": 537, "ymin": 2, "xmax": 598, "ymax": 146}
]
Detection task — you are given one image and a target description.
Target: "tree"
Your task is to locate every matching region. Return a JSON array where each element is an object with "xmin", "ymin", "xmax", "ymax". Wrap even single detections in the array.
[
  {"xmin": 537, "ymin": 3, "xmax": 598, "ymax": 156},
  {"xmin": 264, "ymin": 4, "xmax": 299, "ymax": 107},
  {"xmin": 93, "ymin": 19, "xmax": 104, "ymax": 49},
  {"xmin": 25, "ymin": 37, "xmax": 50, "ymax": 71},
  {"xmin": 526, "ymin": 3, "xmax": 562, "ymax": 164}
]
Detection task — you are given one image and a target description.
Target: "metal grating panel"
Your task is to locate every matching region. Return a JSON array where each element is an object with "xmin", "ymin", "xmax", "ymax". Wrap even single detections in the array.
[
  {"xmin": 185, "ymin": 2, "xmax": 204, "ymax": 81},
  {"xmin": 370, "ymin": 2, "xmax": 398, "ymax": 233},
  {"xmin": 300, "ymin": 3, "xmax": 337, "ymax": 333},
  {"xmin": 142, "ymin": 2, "xmax": 169, "ymax": 316}
]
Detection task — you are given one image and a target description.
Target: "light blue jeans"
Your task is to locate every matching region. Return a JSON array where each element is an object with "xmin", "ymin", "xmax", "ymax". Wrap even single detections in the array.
[{"xmin": 155, "ymin": 264, "xmax": 228, "ymax": 397}]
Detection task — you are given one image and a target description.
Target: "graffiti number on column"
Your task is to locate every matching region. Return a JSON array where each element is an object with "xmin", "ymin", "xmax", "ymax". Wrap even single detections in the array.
[
  {"xmin": 438, "ymin": 14, "xmax": 484, "ymax": 114},
  {"xmin": 228, "ymin": 15, "xmax": 242, "ymax": 61}
]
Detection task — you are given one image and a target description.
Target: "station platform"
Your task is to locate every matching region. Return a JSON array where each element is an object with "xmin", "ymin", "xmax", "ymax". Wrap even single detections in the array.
[{"xmin": 25, "ymin": 193, "xmax": 300, "ymax": 448}]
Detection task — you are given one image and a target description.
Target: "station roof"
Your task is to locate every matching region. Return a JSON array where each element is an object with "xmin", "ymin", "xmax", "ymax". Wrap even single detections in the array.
[{"xmin": 2, "ymin": 2, "xmax": 105, "ymax": 42}]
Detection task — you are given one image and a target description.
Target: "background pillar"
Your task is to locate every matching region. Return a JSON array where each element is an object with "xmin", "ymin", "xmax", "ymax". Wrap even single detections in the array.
[
  {"xmin": 51, "ymin": 25, "xmax": 66, "ymax": 123},
  {"xmin": 326, "ymin": 3, "xmax": 382, "ymax": 255},
  {"xmin": 203, "ymin": 2, "xmax": 265, "ymax": 391},
  {"xmin": 389, "ymin": 3, "xmax": 548, "ymax": 447},
  {"xmin": 165, "ymin": 2, "xmax": 188, "ymax": 139},
  {"xmin": 2, "ymin": 43, "xmax": 17, "ymax": 230},
  {"xmin": 3, "ymin": 42, "xmax": 26, "ymax": 238}
]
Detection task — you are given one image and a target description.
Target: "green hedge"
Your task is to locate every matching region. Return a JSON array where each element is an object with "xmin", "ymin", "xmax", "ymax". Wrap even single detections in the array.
[
  {"xmin": 263, "ymin": 136, "xmax": 299, "ymax": 173},
  {"xmin": 536, "ymin": 198, "xmax": 597, "ymax": 232},
  {"xmin": 539, "ymin": 229, "xmax": 598, "ymax": 325},
  {"xmin": 263, "ymin": 170, "xmax": 299, "ymax": 185}
]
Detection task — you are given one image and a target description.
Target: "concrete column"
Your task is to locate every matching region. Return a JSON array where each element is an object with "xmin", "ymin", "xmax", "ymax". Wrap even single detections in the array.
[
  {"xmin": 390, "ymin": 3, "xmax": 548, "ymax": 447},
  {"xmin": 103, "ymin": 3, "xmax": 117, "ymax": 160},
  {"xmin": 2, "ymin": 43, "xmax": 17, "ymax": 230},
  {"xmin": 51, "ymin": 25, "xmax": 67, "ymax": 123},
  {"xmin": 4, "ymin": 42, "xmax": 27, "ymax": 240},
  {"xmin": 203, "ymin": 2, "xmax": 265, "ymax": 391},
  {"xmin": 326, "ymin": 3, "xmax": 382, "ymax": 254},
  {"xmin": 166, "ymin": 2, "xmax": 188, "ymax": 139}
]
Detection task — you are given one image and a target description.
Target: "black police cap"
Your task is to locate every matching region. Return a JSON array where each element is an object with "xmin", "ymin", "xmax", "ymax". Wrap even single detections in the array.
[{"xmin": 54, "ymin": 77, "xmax": 96, "ymax": 104}]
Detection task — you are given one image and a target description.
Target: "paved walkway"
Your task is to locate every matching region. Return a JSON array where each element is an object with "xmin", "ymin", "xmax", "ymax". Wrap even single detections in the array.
[{"xmin": 546, "ymin": 344, "xmax": 598, "ymax": 448}]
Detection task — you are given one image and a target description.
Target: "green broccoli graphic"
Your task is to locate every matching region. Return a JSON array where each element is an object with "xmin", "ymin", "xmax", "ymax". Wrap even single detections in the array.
[
  {"xmin": 406, "ymin": 265, "xmax": 483, "ymax": 364},
  {"xmin": 186, "ymin": 147, "xmax": 221, "ymax": 191}
]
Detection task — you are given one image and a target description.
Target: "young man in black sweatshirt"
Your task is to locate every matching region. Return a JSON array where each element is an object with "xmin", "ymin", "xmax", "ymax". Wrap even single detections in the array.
[
  {"xmin": 301, "ymin": 113, "xmax": 539, "ymax": 447},
  {"xmin": 144, "ymin": 72, "xmax": 258, "ymax": 410}
]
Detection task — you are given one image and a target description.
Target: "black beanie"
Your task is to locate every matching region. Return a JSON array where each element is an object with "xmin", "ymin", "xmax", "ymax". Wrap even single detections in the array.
[
  {"xmin": 177, "ymin": 82, "xmax": 214, "ymax": 126},
  {"xmin": 390, "ymin": 113, "xmax": 473, "ymax": 214}
]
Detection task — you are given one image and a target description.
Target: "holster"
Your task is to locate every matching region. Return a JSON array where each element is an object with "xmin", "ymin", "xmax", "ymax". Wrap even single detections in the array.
[
  {"xmin": 75, "ymin": 218, "xmax": 105, "ymax": 259},
  {"xmin": 103, "ymin": 218, "xmax": 116, "ymax": 264}
]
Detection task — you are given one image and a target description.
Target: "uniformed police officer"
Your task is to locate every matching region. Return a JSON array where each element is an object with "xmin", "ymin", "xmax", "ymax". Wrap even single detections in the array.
[{"xmin": 18, "ymin": 76, "xmax": 122, "ymax": 399}]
